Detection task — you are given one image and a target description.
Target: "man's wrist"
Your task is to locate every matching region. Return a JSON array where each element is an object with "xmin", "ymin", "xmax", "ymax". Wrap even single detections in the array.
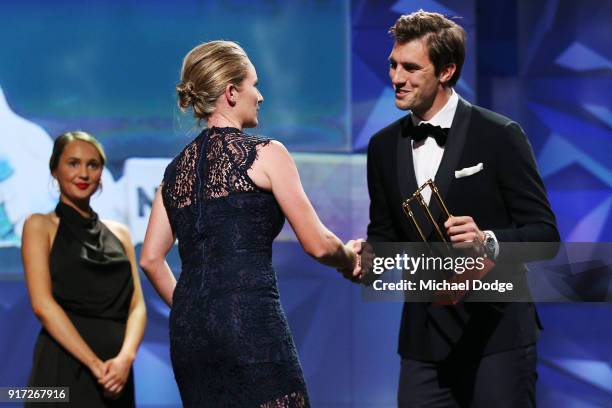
[{"xmin": 482, "ymin": 230, "xmax": 499, "ymax": 259}]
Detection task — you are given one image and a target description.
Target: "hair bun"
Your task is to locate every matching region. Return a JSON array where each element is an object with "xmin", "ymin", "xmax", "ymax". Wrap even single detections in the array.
[
  {"xmin": 177, "ymin": 81, "xmax": 211, "ymax": 112},
  {"xmin": 177, "ymin": 81, "xmax": 197, "ymax": 110},
  {"xmin": 178, "ymin": 40, "xmax": 249, "ymax": 123}
]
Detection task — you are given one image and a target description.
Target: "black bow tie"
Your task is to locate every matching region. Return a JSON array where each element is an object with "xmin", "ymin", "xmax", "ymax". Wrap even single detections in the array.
[{"xmin": 409, "ymin": 123, "xmax": 449, "ymax": 147}]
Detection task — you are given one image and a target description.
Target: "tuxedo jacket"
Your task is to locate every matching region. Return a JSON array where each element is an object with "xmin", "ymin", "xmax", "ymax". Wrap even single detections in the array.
[{"xmin": 366, "ymin": 97, "xmax": 560, "ymax": 361}]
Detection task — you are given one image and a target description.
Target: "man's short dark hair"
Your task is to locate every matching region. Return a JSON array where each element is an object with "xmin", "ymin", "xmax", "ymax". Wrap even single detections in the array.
[{"xmin": 389, "ymin": 10, "xmax": 466, "ymax": 86}]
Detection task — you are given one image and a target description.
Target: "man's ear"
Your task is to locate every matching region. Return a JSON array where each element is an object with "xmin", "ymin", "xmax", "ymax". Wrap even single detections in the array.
[
  {"xmin": 224, "ymin": 83, "xmax": 237, "ymax": 107},
  {"xmin": 439, "ymin": 63, "xmax": 457, "ymax": 85}
]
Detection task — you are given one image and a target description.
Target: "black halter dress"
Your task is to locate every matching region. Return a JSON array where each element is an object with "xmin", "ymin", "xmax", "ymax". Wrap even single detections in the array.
[{"xmin": 27, "ymin": 202, "xmax": 135, "ymax": 407}]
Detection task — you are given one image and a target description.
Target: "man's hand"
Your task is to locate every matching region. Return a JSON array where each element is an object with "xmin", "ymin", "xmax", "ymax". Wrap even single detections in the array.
[
  {"xmin": 444, "ymin": 215, "xmax": 486, "ymax": 256},
  {"xmin": 444, "ymin": 215, "xmax": 485, "ymax": 244},
  {"xmin": 357, "ymin": 241, "xmax": 376, "ymax": 285}
]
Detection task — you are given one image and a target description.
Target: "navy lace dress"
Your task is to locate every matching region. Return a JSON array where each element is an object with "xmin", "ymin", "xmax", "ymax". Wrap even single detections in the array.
[{"xmin": 161, "ymin": 127, "xmax": 310, "ymax": 407}]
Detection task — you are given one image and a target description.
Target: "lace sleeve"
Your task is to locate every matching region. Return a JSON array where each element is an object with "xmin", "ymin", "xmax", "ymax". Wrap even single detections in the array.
[
  {"xmin": 162, "ymin": 128, "xmax": 272, "ymax": 220},
  {"xmin": 203, "ymin": 129, "xmax": 271, "ymax": 199},
  {"xmin": 161, "ymin": 133, "xmax": 204, "ymax": 231}
]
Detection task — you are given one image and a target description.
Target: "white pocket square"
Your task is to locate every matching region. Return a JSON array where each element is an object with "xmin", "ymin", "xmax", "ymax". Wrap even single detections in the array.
[{"xmin": 455, "ymin": 163, "xmax": 483, "ymax": 179}]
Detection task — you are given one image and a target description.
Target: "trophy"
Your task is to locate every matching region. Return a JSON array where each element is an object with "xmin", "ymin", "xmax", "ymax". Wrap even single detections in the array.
[
  {"xmin": 401, "ymin": 179, "xmax": 494, "ymax": 304},
  {"xmin": 401, "ymin": 179, "xmax": 451, "ymax": 243}
]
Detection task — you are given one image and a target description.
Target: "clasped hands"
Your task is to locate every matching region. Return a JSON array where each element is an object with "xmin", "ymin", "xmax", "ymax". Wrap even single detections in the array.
[
  {"xmin": 338, "ymin": 215, "xmax": 485, "ymax": 282},
  {"xmin": 90, "ymin": 353, "xmax": 133, "ymax": 399}
]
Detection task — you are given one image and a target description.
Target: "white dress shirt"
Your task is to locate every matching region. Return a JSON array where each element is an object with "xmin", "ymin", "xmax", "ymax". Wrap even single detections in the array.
[
  {"xmin": 411, "ymin": 88, "xmax": 458, "ymax": 205},
  {"xmin": 410, "ymin": 89, "xmax": 499, "ymax": 256}
]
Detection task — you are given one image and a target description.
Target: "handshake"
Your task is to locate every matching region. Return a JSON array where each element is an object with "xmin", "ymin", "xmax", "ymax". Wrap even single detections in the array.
[
  {"xmin": 336, "ymin": 215, "xmax": 492, "ymax": 284},
  {"xmin": 337, "ymin": 239, "xmax": 375, "ymax": 284}
]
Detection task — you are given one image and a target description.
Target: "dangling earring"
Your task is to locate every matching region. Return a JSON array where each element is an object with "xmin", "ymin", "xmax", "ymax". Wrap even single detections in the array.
[{"xmin": 51, "ymin": 178, "xmax": 59, "ymax": 190}]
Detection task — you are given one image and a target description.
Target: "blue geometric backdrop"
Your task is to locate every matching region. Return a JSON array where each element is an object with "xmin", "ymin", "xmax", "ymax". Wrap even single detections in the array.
[
  {"xmin": 478, "ymin": 1, "xmax": 612, "ymax": 405},
  {"xmin": 0, "ymin": 0, "xmax": 610, "ymax": 407}
]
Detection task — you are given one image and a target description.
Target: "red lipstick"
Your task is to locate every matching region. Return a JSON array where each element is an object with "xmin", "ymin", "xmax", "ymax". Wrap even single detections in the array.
[{"xmin": 75, "ymin": 183, "xmax": 90, "ymax": 190}]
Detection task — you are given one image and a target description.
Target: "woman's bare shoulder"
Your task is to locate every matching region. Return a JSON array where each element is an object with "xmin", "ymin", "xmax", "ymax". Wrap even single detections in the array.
[
  {"xmin": 22, "ymin": 212, "xmax": 58, "ymax": 248},
  {"xmin": 23, "ymin": 212, "xmax": 58, "ymax": 232},
  {"xmin": 256, "ymin": 139, "xmax": 292, "ymax": 162}
]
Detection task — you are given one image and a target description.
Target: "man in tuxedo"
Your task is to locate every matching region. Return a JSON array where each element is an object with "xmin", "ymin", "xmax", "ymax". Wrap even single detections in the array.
[{"xmin": 365, "ymin": 11, "xmax": 559, "ymax": 407}]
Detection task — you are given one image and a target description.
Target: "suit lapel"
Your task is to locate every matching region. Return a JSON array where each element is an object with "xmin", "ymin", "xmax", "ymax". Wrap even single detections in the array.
[
  {"xmin": 397, "ymin": 115, "xmax": 429, "ymax": 241},
  {"xmin": 428, "ymin": 97, "xmax": 473, "ymax": 239},
  {"xmin": 396, "ymin": 116, "xmax": 417, "ymax": 204}
]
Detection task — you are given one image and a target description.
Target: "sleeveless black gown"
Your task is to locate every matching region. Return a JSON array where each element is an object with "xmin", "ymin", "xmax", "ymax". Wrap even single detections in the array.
[
  {"xmin": 27, "ymin": 202, "xmax": 135, "ymax": 407},
  {"xmin": 161, "ymin": 127, "xmax": 310, "ymax": 407}
]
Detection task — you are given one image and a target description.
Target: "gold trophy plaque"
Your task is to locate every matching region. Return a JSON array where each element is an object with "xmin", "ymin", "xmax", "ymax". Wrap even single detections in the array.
[
  {"xmin": 401, "ymin": 179, "xmax": 451, "ymax": 242},
  {"xmin": 401, "ymin": 179, "xmax": 495, "ymax": 305}
]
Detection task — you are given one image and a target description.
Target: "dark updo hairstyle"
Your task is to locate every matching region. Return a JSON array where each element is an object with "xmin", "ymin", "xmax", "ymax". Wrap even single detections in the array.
[
  {"xmin": 176, "ymin": 40, "xmax": 250, "ymax": 123},
  {"xmin": 49, "ymin": 131, "xmax": 106, "ymax": 173}
]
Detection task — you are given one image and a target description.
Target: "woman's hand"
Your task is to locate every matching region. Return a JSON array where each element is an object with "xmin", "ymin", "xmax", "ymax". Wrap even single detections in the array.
[
  {"xmin": 338, "ymin": 239, "xmax": 365, "ymax": 282},
  {"xmin": 88, "ymin": 358, "xmax": 107, "ymax": 381},
  {"xmin": 99, "ymin": 353, "xmax": 133, "ymax": 398}
]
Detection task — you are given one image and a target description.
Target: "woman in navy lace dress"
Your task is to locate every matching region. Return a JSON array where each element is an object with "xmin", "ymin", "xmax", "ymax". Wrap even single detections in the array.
[{"xmin": 140, "ymin": 41, "xmax": 361, "ymax": 407}]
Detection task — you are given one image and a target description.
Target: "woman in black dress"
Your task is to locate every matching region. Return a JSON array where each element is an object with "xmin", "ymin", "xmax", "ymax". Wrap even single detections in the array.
[
  {"xmin": 22, "ymin": 131, "xmax": 146, "ymax": 407},
  {"xmin": 139, "ymin": 41, "xmax": 362, "ymax": 407}
]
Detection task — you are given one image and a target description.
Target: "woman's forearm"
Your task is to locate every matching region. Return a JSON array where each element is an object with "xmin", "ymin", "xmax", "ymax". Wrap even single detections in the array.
[
  {"xmin": 309, "ymin": 229, "xmax": 355, "ymax": 270},
  {"xmin": 141, "ymin": 259, "xmax": 176, "ymax": 307},
  {"xmin": 118, "ymin": 299, "xmax": 147, "ymax": 361},
  {"xmin": 35, "ymin": 301, "xmax": 102, "ymax": 371}
]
